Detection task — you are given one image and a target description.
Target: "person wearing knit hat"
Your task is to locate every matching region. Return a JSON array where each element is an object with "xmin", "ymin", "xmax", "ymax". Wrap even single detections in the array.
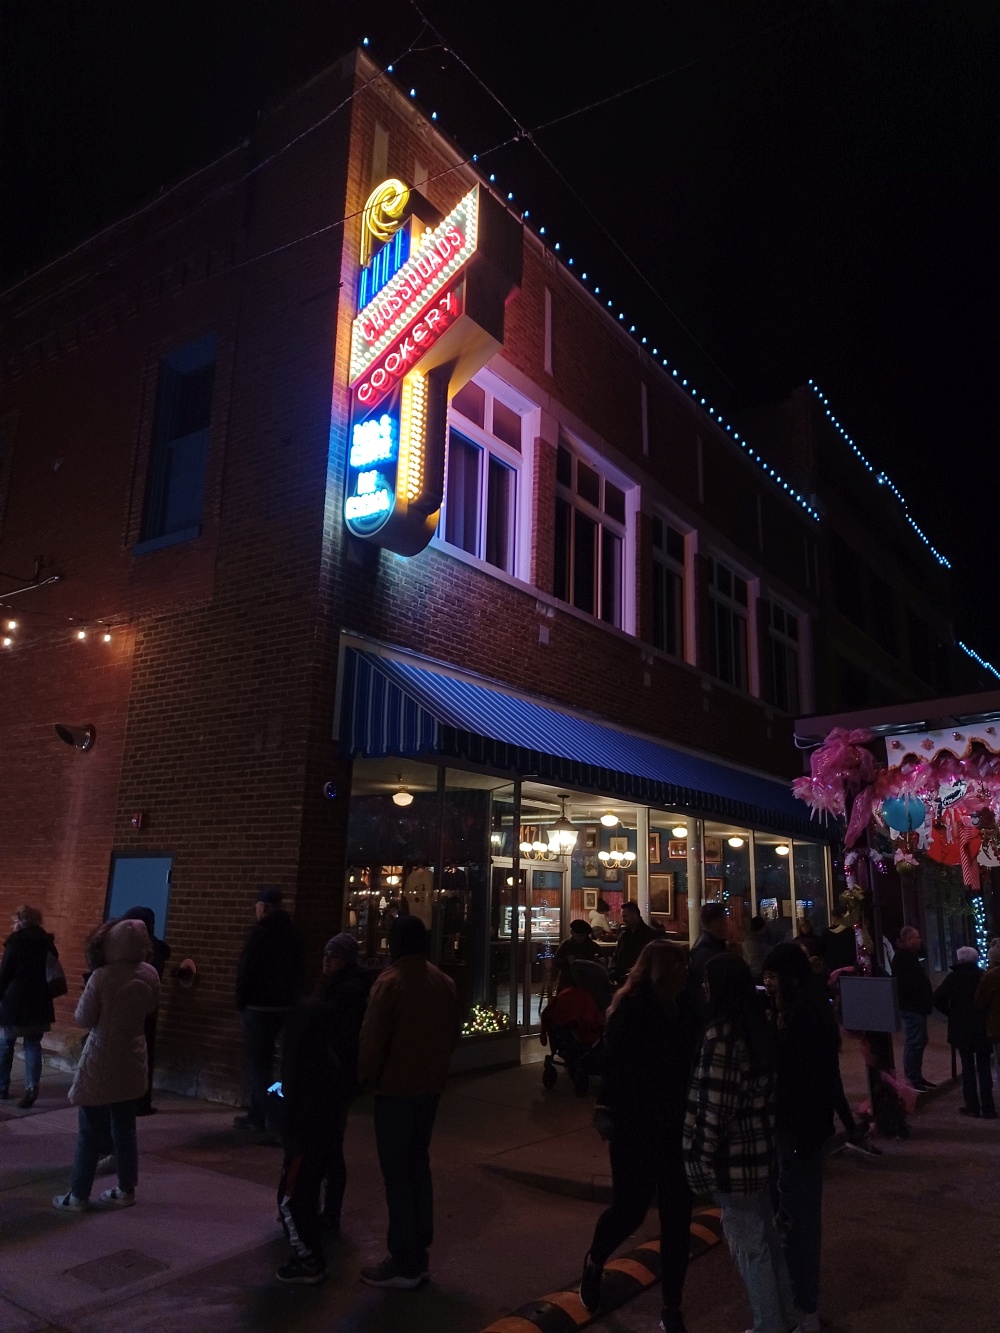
[
  {"xmin": 761, "ymin": 941, "xmax": 840, "ymax": 1333},
  {"xmin": 975, "ymin": 941, "xmax": 1000, "ymax": 1090},
  {"xmin": 935, "ymin": 946, "xmax": 996, "ymax": 1118}
]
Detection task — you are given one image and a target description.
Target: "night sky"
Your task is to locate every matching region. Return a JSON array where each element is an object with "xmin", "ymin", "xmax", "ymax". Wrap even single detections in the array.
[{"xmin": 3, "ymin": 1, "xmax": 996, "ymax": 662}]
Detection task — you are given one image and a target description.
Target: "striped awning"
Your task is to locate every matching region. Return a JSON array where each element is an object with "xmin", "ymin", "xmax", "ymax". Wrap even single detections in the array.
[{"xmin": 339, "ymin": 647, "xmax": 818, "ymax": 837}]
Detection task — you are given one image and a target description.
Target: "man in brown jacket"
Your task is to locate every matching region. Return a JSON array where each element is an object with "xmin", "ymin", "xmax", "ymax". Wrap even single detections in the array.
[{"xmin": 358, "ymin": 915, "xmax": 461, "ymax": 1289}]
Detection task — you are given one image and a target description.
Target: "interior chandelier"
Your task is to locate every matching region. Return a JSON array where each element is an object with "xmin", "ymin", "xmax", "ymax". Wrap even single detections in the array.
[{"xmin": 599, "ymin": 845, "xmax": 636, "ymax": 870}]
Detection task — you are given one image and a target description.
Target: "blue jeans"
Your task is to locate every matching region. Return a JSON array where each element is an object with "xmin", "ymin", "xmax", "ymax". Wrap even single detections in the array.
[
  {"xmin": 715, "ymin": 1188, "xmax": 795, "ymax": 1333},
  {"xmin": 774, "ymin": 1132, "xmax": 825, "ymax": 1315},
  {"xmin": 70, "ymin": 1102, "xmax": 138, "ymax": 1200},
  {"xmin": 241, "ymin": 1008, "xmax": 287, "ymax": 1128},
  {"xmin": 0, "ymin": 1028, "xmax": 42, "ymax": 1092},
  {"xmin": 374, "ymin": 1094, "xmax": 439, "ymax": 1277},
  {"xmin": 901, "ymin": 1011, "xmax": 928, "ymax": 1084}
]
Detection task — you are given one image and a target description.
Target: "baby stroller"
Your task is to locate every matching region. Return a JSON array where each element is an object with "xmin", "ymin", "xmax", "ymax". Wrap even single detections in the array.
[{"xmin": 540, "ymin": 959, "xmax": 608, "ymax": 1096}]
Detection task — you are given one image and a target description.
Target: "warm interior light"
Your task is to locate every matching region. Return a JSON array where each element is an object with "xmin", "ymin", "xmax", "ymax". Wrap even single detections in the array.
[
  {"xmin": 547, "ymin": 797, "xmax": 579, "ymax": 853},
  {"xmin": 671, "ymin": 825, "xmax": 687, "ymax": 839},
  {"xmin": 600, "ymin": 811, "xmax": 618, "ymax": 827},
  {"xmin": 2, "ymin": 637, "xmax": 11, "ymax": 648},
  {"xmin": 728, "ymin": 836, "xmax": 745, "ymax": 849},
  {"xmin": 392, "ymin": 783, "xmax": 414, "ymax": 807},
  {"xmin": 775, "ymin": 843, "xmax": 790, "ymax": 857}
]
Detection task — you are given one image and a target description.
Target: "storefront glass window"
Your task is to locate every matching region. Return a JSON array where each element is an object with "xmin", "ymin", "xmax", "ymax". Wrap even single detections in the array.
[
  {"xmin": 648, "ymin": 812, "xmax": 690, "ymax": 938},
  {"xmin": 755, "ymin": 834, "xmax": 793, "ymax": 944},
  {"xmin": 703, "ymin": 822, "xmax": 752, "ymax": 942},
  {"xmin": 792, "ymin": 841, "xmax": 829, "ymax": 933}
]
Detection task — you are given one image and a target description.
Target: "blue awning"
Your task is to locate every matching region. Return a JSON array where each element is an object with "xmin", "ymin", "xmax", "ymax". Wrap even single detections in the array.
[{"xmin": 339, "ymin": 647, "xmax": 818, "ymax": 837}]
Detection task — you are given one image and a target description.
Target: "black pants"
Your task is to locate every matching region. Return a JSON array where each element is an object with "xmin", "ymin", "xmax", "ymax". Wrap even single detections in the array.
[
  {"xmin": 373, "ymin": 1093, "xmax": 439, "ymax": 1278},
  {"xmin": 958, "ymin": 1042, "xmax": 996, "ymax": 1115},
  {"xmin": 773, "ymin": 1131, "xmax": 825, "ymax": 1317},
  {"xmin": 136, "ymin": 1010, "xmax": 158, "ymax": 1113},
  {"xmin": 241, "ymin": 1009, "xmax": 287, "ymax": 1128},
  {"xmin": 589, "ymin": 1132, "xmax": 692, "ymax": 1326},
  {"xmin": 278, "ymin": 1150, "xmax": 332, "ymax": 1266},
  {"xmin": 322, "ymin": 1102, "xmax": 350, "ymax": 1228}
]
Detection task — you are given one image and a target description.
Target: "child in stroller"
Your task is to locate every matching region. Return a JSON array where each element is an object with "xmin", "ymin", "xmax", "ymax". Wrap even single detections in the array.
[{"xmin": 539, "ymin": 961, "xmax": 607, "ymax": 1095}]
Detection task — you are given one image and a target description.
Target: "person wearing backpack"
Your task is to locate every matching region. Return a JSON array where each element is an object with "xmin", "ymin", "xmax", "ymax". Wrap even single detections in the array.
[{"xmin": 0, "ymin": 905, "xmax": 63, "ymax": 1109}]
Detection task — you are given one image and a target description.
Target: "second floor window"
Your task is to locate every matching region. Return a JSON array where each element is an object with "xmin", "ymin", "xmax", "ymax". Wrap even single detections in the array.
[
  {"xmin": 141, "ymin": 334, "xmax": 217, "ymax": 545},
  {"xmin": 651, "ymin": 515, "xmax": 685, "ymax": 656},
  {"xmin": 708, "ymin": 556, "xmax": 749, "ymax": 689},
  {"xmin": 767, "ymin": 601, "xmax": 800, "ymax": 714},
  {"xmin": 553, "ymin": 438, "xmax": 628, "ymax": 628}
]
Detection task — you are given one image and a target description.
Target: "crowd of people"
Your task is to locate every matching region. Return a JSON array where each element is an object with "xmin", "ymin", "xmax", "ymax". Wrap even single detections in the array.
[{"xmin": 2, "ymin": 887, "xmax": 999, "ymax": 1323}]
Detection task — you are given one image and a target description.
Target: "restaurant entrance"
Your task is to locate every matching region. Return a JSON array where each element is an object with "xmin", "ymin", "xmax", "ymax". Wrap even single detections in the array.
[{"xmin": 489, "ymin": 858, "xmax": 568, "ymax": 1031}]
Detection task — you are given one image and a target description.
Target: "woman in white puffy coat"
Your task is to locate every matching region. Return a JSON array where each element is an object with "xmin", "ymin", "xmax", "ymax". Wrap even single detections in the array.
[{"xmin": 53, "ymin": 919, "xmax": 159, "ymax": 1212}]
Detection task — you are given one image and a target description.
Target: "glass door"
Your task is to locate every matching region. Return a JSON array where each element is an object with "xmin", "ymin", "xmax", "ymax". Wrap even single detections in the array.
[{"xmin": 490, "ymin": 858, "xmax": 566, "ymax": 1031}]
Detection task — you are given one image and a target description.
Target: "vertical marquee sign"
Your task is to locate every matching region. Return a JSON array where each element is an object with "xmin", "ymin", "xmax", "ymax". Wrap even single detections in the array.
[{"xmin": 345, "ymin": 177, "xmax": 522, "ymax": 556}]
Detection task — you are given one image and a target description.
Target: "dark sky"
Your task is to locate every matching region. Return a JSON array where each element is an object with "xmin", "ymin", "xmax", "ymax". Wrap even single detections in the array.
[{"xmin": 3, "ymin": 1, "xmax": 997, "ymax": 659}]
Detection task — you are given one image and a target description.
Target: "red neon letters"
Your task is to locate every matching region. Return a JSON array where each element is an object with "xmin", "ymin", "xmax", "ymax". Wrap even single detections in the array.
[
  {"xmin": 354, "ymin": 287, "xmax": 461, "ymax": 407},
  {"xmin": 357, "ymin": 227, "xmax": 466, "ymax": 346}
]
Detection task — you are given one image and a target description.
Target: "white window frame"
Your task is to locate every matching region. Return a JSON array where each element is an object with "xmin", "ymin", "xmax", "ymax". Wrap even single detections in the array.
[
  {"xmin": 554, "ymin": 430, "xmax": 636, "ymax": 635},
  {"xmin": 436, "ymin": 369, "xmax": 538, "ymax": 583},
  {"xmin": 766, "ymin": 597, "xmax": 802, "ymax": 715},
  {"xmin": 707, "ymin": 552, "xmax": 754, "ymax": 693},
  {"xmin": 650, "ymin": 508, "xmax": 689, "ymax": 661}
]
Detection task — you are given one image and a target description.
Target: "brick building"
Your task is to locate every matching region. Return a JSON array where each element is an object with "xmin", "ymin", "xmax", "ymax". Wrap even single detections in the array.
[{"xmin": 0, "ymin": 49, "xmax": 978, "ymax": 1094}]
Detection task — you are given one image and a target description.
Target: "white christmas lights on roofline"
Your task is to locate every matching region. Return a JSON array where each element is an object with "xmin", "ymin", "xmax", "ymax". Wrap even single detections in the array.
[
  {"xmin": 959, "ymin": 641, "xmax": 1000, "ymax": 681},
  {"xmin": 806, "ymin": 380, "xmax": 951, "ymax": 569},
  {"xmin": 368, "ymin": 50, "xmax": 820, "ymax": 525}
]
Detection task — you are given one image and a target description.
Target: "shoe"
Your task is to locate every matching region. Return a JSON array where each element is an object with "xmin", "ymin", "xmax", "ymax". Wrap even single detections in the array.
[
  {"xmin": 17, "ymin": 1087, "xmax": 37, "ymax": 1109},
  {"xmin": 579, "ymin": 1252, "xmax": 602, "ymax": 1313},
  {"xmin": 232, "ymin": 1114, "xmax": 266, "ymax": 1132},
  {"xmin": 99, "ymin": 1187, "xmax": 135, "ymax": 1206},
  {"xmin": 360, "ymin": 1256, "xmax": 424, "ymax": 1289},
  {"xmin": 53, "ymin": 1193, "xmax": 90, "ymax": 1212},
  {"xmin": 276, "ymin": 1257, "xmax": 326, "ymax": 1285},
  {"xmin": 658, "ymin": 1315, "xmax": 687, "ymax": 1333},
  {"xmin": 96, "ymin": 1154, "xmax": 117, "ymax": 1175},
  {"xmin": 958, "ymin": 1106, "xmax": 981, "ymax": 1117}
]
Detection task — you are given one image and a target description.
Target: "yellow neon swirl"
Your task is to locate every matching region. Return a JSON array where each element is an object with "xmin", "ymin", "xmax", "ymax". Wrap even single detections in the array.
[{"xmin": 361, "ymin": 178, "xmax": 411, "ymax": 265}]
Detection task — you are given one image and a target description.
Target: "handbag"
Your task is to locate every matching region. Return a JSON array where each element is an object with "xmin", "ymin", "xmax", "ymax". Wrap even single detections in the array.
[{"xmin": 46, "ymin": 951, "xmax": 68, "ymax": 999}]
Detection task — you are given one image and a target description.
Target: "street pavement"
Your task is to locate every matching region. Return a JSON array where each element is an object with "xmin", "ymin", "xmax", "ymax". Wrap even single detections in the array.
[{"xmin": 0, "ymin": 1014, "xmax": 995, "ymax": 1332}]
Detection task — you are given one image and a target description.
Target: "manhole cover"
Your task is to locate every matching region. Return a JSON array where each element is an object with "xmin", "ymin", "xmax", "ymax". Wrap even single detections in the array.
[{"xmin": 65, "ymin": 1249, "xmax": 169, "ymax": 1290}]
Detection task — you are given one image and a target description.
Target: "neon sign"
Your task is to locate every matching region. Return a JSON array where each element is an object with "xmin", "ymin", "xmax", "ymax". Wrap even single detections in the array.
[
  {"xmin": 354, "ymin": 286, "xmax": 462, "ymax": 408},
  {"xmin": 344, "ymin": 402, "xmax": 399, "ymax": 538},
  {"xmin": 349, "ymin": 187, "xmax": 479, "ymax": 383}
]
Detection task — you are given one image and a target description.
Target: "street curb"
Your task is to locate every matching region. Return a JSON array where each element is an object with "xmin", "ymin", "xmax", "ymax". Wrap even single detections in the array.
[{"xmin": 479, "ymin": 1207, "xmax": 723, "ymax": 1332}]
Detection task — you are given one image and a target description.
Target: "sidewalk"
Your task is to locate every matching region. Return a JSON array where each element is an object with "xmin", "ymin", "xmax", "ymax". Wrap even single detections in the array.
[{"xmin": 0, "ymin": 1012, "xmax": 973, "ymax": 1333}]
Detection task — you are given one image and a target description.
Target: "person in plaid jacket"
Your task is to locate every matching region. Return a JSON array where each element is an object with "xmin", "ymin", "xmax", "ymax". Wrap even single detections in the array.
[{"xmin": 684, "ymin": 953, "xmax": 796, "ymax": 1333}]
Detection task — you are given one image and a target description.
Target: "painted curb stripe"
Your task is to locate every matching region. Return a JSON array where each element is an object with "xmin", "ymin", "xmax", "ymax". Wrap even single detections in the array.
[{"xmin": 480, "ymin": 1209, "xmax": 724, "ymax": 1333}]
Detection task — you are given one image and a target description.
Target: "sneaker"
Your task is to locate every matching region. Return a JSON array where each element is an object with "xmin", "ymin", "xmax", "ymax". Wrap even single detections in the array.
[
  {"xmin": 99, "ymin": 1187, "xmax": 135, "ymax": 1207},
  {"xmin": 360, "ymin": 1256, "xmax": 424, "ymax": 1289},
  {"xmin": 276, "ymin": 1257, "xmax": 326, "ymax": 1286},
  {"xmin": 579, "ymin": 1252, "xmax": 602, "ymax": 1313},
  {"xmin": 96, "ymin": 1154, "xmax": 117, "ymax": 1175},
  {"xmin": 958, "ymin": 1106, "xmax": 982, "ymax": 1117},
  {"xmin": 17, "ymin": 1087, "xmax": 38, "ymax": 1110},
  {"xmin": 53, "ymin": 1193, "xmax": 90, "ymax": 1212}
]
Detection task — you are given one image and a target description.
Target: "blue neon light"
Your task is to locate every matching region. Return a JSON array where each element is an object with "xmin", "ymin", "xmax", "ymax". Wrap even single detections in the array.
[{"xmin": 358, "ymin": 227, "xmax": 412, "ymax": 309}]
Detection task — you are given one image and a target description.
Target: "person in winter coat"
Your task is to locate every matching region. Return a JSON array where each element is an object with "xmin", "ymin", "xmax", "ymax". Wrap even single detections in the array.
[
  {"xmin": 742, "ymin": 916, "xmax": 770, "ymax": 983},
  {"xmin": 273, "ymin": 994, "xmax": 347, "ymax": 1285},
  {"xmin": 612, "ymin": 901, "xmax": 659, "ymax": 982},
  {"xmin": 934, "ymin": 946, "xmax": 997, "ymax": 1118},
  {"xmin": 357, "ymin": 915, "xmax": 461, "ymax": 1290},
  {"xmin": 684, "ymin": 952, "xmax": 793, "ymax": 1333},
  {"xmin": 818, "ymin": 909, "xmax": 857, "ymax": 975},
  {"xmin": 974, "ymin": 939, "xmax": 1000, "ymax": 1081},
  {"xmin": 53, "ymin": 919, "xmax": 159, "ymax": 1211},
  {"xmin": 579, "ymin": 941, "xmax": 696, "ymax": 1333},
  {"xmin": 121, "ymin": 906, "xmax": 171, "ymax": 1116},
  {"xmin": 234, "ymin": 886, "xmax": 305, "ymax": 1133},
  {"xmin": 762, "ymin": 942, "xmax": 841, "ymax": 1333},
  {"xmin": 891, "ymin": 926, "xmax": 935, "ymax": 1090},
  {"xmin": 315, "ymin": 933, "xmax": 370, "ymax": 1235},
  {"xmin": 0, "ymin": 905, "xmax": 59, "ymax": 1108},
  {"xmin": 687, "ymin": 902, "xmax": 730, "ymax": 1019}
]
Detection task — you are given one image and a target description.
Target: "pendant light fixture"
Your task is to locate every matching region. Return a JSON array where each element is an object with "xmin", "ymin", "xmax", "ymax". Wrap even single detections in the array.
[
  {"xmin": 392, "ymin": 775, "xmax": 414, "ymax": 807},
  {"xmin": 600, "ymin": 810, "xmax": 619, "ymax": 827},
  {"xmin": 671, "ymin": 823, "xmax": 687, "ymax": 839},
  {"xmin": 547, "ymin": 796, "xmax": 579, "ymax": 854}
]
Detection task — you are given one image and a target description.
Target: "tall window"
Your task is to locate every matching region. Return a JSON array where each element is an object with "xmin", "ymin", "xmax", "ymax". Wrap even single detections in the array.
[
  {"xmin": 441, "ymin": 377, "xmax": 524, "ymax": 575},
  {"xmin": 708, "ymin": 556, "xmax": 749, "ymax": 689},
  {"xmin": 651, "ymin": 515, "xmax": 685, "ymax": 656},
  {"xmin": 141, "ymin": 335, "xmax": 217, "ymax": 545},
  {"xmin": 553, "ymin": 437, "xmax": 628, "ymax": 627},
  {"xmin": 767, "ymin": 601, "xmax": 800, "ymax": 714}
]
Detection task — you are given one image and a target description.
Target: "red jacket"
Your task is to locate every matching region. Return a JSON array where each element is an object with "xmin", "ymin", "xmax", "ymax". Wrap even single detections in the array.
[{"xmin": 540, "ymin": 986, "xmax": 605, "ymax": 1048}]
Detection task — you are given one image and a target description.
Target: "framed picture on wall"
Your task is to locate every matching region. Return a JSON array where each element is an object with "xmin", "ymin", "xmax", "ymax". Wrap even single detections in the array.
[
  {"xmin": 704, "ymin": 877, "xmax": 724, "ymax": 901},
  {"xmin": 582, "ymin": 889, "xmax": 599, "ymax": 911},
  {"xmin": 650, "ymin": 873, "xmax": 674, "ymax": 915},
  {"xmin": 668, "ymin": 839, "xmax": 687, "ymax": 859},
  {"xmin": 583, "ymin": 825, "xmax": 599, "ymax": 850},
  {"xmin": 703, "ymin": 836, "xmax": 723, "ymax": 863},
  {"xmin": 610, "ymin": 836, "xmax": 629, "ymax": 854},
  {"xmin": 583, "ymin": 856, "xmax": 600, "ymax": 878},
  {"xmin": 648, "ymin": 832, "xmax": 661, "ymax": 864},
  {"xmin": 604, "ymin": 867, "xmax": 619, "ymax": 882}
]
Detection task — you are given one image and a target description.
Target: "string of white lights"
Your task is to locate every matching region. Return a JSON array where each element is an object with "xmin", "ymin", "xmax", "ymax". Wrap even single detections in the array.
[{"xmin": 959, "ymin": 642, "xmax": 1000, "ymax": 681}]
